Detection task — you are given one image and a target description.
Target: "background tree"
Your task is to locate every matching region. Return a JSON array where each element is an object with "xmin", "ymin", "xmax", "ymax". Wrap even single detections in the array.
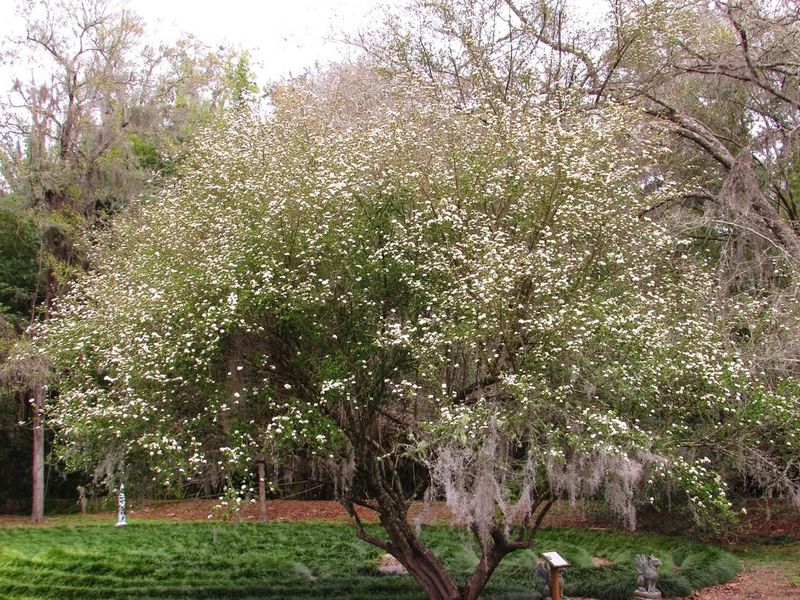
[
  {"xmin": 597, "ymin": 0, "xmax": 800, "ymax": 268},
  {"xmin": 0, "ymin": 0, "xmax": 258, "ymax": 521},
  {"xmin": 362, "ymin": 0, "xmax": 800, "ymax": 276},
  {"xmin": 355, "ymin": 0, "xmax": 602, "ymax": 113}
]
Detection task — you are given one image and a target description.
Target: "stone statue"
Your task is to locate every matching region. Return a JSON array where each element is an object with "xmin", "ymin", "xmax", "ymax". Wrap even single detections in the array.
[
  {"xmin": 115, "ymin": 482, "xmax": 127, "ymax": 527},
  {"xmin": 536, "ymin": 560, "xmax": 566, "ymax": 600},
  {"xmin": 633, "ymin": 554, "xmax": 663, "ymax": 599}
]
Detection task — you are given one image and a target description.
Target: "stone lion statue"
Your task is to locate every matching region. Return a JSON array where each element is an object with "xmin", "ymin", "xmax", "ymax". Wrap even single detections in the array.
[{"xmin": 633, "ymin": 554, "xmax": 663, "ymax": 599}]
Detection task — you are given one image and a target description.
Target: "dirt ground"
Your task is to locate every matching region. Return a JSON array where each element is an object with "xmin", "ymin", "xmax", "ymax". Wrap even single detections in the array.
[
  {"xmin": 124, "ymin": 497, "xmax": 609, "ymax": 527},
  {"xmin": 122, "ymin": 500, "xmax": 624, "ymax": 524},
  {"xmin": 690, "ymin": 567, "xmax": 799, "ymax": 600},
  {"xmin": 1, "ymin": 498, "xmax": 798, "ymax": 599}
]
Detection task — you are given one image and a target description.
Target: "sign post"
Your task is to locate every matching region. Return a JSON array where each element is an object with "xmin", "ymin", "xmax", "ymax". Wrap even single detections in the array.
[{"xmin": 540, "ymin": 551, "xmax": 570, "ymax": 600}]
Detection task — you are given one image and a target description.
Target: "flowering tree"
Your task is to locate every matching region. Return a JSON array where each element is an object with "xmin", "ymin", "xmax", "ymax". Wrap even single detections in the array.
[{"xmin": 39, "ymin": 73, "xmax": 799, "ymax": 599}]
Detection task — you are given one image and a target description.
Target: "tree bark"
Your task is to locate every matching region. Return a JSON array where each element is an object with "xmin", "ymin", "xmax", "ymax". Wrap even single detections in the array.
[
  {"xmin": 31, "ymin": 384, "xmax": 45, "ymax": 524},
  {"xmin": 257, "ymin": 461, "xmax": 267, "ymax": 522},
  {"xmin": 462, "ymin": 522, "xmax": 540, "ymax": 600},
  {"xmin": 345, "ymin": 497, "xmax": 461, "ymax": 600},
  {"xmin": 380, "ymin": 514, "xmax": 461, "ymax": 600},
  {"xmin": 463, "ymin": 545, "xmax": 505, "ymax": 600}
]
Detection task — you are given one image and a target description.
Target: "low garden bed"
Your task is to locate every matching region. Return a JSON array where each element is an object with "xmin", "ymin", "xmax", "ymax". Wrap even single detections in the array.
[{"xmin": 0, "ymin": 521, "xmax": 738, "ymax": 599}]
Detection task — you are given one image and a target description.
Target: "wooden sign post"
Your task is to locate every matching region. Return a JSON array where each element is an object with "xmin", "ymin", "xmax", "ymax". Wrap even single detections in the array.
[{"xmin": 541, "ymin": 551, "xmax": 570, "ymax": 600}]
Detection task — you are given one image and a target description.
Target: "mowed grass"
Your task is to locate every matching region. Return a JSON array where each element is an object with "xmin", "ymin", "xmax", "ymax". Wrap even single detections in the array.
[{"xmin": 0, "ymin": 521, "xmax": 739, "ymax": 600}]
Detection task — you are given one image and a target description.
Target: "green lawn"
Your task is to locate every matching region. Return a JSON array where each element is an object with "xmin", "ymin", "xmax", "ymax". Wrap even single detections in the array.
[{"xmin": 0, "ymin": 521, "xmax": 739, "ymax": 599}]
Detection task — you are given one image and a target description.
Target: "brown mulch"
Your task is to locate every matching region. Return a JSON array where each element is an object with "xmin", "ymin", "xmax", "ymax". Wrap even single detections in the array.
[
  {"xmin": 130, "ymin": 498, "xmax": 361, "ymax": 522},
  {"xmin": 690, "ymin": 567, "xmax": 800, "ymax": 600},
  {"xmin": 124, "ymin": 497, "xmax": 615, "ymax": 527}
]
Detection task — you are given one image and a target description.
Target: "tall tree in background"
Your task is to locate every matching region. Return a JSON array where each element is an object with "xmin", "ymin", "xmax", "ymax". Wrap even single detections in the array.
[
  {"xmin": 0, "ymin": 0, "xmax": 257, "ymax": 521},
  {"xmin": 597, "ymin": 0, "xmax": 800, "ymax": 268},
  {"xmin": 363, "ymin": 0, "xmax": 799, "ymax": 274},
  {"xmin": 363, "ymin": 0, "xmax": 800, "ymax": 388},
  {"xmin": 590, "ymin": 0, "xmax": 800, "ymax": 406}
]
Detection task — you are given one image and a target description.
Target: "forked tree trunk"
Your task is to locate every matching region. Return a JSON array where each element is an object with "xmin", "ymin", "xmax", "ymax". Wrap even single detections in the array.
[
  {"xmin": 31, "ymin": 384, "xmax": 45, "ymax": 524},
  {"xmin": 347, "ymin": 491, "xmax": 554, "ymax": 600},
  {"xmin": 360, "ymin": 505, "xmax": 460, "ymax": 600},
  {"xmin": 369, "ymin": 509, "xmax": 540, "ymax": 600},
  {"xmin": 382, "ymin": 516, "xmax": 461, "ymax": 600},
  {"xmin": 340, "ymin": 421, "xmax": 553, "ymax": 599}
]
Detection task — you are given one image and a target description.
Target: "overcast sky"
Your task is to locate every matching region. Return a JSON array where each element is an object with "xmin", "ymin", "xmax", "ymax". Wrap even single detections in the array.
[
  {"xmin": 127, "ymin": 0, "xmax": 385, "ymax": 81},
  {"xmin": 0, "ymin": 0, "xmax": 391, "ymax": 86},
  {"xmin": 1, "ymin": 0, "xmax": 607, "ymax": 87}
]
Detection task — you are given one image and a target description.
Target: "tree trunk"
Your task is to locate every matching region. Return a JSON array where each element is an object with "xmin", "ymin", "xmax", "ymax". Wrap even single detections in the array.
[
  {"xmin": 257, "ymin": 461, "xmax": 267, "ymax": 522},
  {"xmin": 31, "ymin": 384, "xmax": 45, "ymax": 524},
  {"xmin": 349, "ymin": 489, "xmax": 555, "ymax": 600},
  {"xmin": 380, "ymin": 515, "xmax": 461, "ymax": 600},
  {"xmin": 461, "ymin": 525, "xmax": 534, "ymax": 600},
  {"xmin": 372, "ymin": 507, "xmax": 536, "ymax": 600},
  {"xmin": 345, "ymin": 494, "xmax": 461, "ymax": 600},
  {"xmin": 463, "ymin": 548, "xmax": 504, "ymax": 600}
]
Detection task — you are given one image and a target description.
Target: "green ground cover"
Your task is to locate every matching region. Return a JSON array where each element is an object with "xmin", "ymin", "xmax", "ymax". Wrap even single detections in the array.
[{"xmin": 0, "ymin": 521, "xmax": 739, "ymax": 599}]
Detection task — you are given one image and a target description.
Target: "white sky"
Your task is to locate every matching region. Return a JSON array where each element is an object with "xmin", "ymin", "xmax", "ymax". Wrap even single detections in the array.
[
  {"xmin": 0, "ymin": 0, "xmax": 392, "ymax": 87},
  {"xmin": 0, "ymin": 0, "xmax": 606, "ymax": 87},
  {"xmin": 126, "ymin": 0, "xmax": 385, "ymax": 81}
]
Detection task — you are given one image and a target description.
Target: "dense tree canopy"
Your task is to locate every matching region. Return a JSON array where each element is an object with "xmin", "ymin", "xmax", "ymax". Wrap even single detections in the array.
[{"xmin": 38, "ymin": 64, "xmax": 800, "ymax": 598}]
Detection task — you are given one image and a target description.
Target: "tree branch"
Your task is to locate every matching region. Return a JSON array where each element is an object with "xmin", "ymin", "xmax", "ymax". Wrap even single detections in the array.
[
  {"xmin": 342, "ymin": 500, "xmax": 392, "ymax": 552},
  {"xmin": 503, "ymin": 0, "xmax": 600, "ymax": 91}
]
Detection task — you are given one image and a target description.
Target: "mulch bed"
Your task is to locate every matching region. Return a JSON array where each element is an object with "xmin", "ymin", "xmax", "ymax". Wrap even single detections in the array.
[
  {"xmin": 124, "ymin": 498, "xmax": 610, "ymax": 528},
  {"xmin": 690, "ymin": 567, "xmax": 800, "ymax": 600}
]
